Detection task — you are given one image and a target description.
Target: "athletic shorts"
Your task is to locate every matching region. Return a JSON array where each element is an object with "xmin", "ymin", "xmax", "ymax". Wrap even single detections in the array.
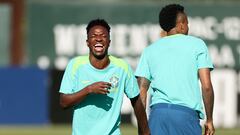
[{"xmin": 149, "ymin": 103, "xmax": 202, "ymax": 135}]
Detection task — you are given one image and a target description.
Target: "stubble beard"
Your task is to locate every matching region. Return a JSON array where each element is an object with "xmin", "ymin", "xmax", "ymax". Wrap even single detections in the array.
[{"xmin": 91, "ymin": 49, "xmax": 108, "ymax": 60}]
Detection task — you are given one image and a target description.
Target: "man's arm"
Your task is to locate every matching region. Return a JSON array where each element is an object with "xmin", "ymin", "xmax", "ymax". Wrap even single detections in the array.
[
  {"xmin": 130, "ymin": 95, "xmax": 150, "ymax": 135},
  {"xmin": 137, "ymin": 77, "xmax": 150, "ymax": 109},
  {"xmin": 199, "ymin": 68, "xmax": 215, "ymax": 135},
  {"xmin": 60, "ymin": 82, "xmax": 111, "ymax": 109}
]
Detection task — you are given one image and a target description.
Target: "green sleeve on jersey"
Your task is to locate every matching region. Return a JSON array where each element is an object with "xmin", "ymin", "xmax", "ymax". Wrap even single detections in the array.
[
  {"xmin": 72, "ymin": 56, "xmax": 89, "ymax": 79},
  {"xmin": 60, "ymin": 56, "xmax": 88, "ymax": 94},
  {"xmin": 109, "ymin": 55, "xmax": 130, "ymax": 78}
]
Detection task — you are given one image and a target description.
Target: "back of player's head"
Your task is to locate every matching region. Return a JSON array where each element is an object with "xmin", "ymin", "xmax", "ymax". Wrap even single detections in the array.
[
  {"xmin": 86, "ymin": 19, "xmax": 111, "ymax": 34},
  {"xmin": 159, "ymin": 4, "xmax": 185, "ymax": 32}
]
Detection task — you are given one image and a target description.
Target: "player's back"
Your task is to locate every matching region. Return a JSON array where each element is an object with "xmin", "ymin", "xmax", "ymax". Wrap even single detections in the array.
[
  {"xmin": 144, "ymin": 34, "xmax": 207, "ymax": 110},
  {"xmin": 146, "ymin": 34, "xmax": 203, "ymax": 84}
]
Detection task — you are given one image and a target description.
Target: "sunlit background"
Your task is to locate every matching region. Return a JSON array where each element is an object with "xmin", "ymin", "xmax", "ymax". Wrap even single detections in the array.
[{"xmin": 0, "ymin": 0, "xmax": 240, "ymax": 134}]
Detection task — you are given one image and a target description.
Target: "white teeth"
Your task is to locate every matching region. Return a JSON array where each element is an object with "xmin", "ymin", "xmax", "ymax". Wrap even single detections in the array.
[
  {"xmin": 94, "ymin": 43, "xmax": 104, "ymax": 51},
  {"xmin": 94, "ymin": 43, "xmax": 103, "ymax": 47}
]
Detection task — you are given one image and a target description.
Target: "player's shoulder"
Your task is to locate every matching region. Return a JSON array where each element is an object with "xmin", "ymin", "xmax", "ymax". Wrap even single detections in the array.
[
  {"xmin": 109, "ymin": 55, "xmax": 130, "ymax": 72},
  {"xmin": 185, "ymin": 35, "xmax": 208, "ymax": 51},
  {"xmin": 68, "ymin": 55, "xmax": 89, "ymax": 68},
  {"xmin": 143, "ymin": 38, "xmax": 162, "ymax": 53},
  {"xmin": 70, "ymin": 55, "xmax": 88, "ymax": 63},
  {"xmin": 71, "ymin": 55, "xmax": 88, "ymax": 62},
  {"xmin": 110, "ymin": 55, "xmax": 129, "ymax": 67},
  {"xmin": 186, "ymin": 35, "xmax": 205, "ymax": 43}
]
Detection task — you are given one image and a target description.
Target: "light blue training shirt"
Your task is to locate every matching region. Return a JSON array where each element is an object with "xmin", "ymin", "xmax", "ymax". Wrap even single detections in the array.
[
  {"xmin": 60, "ymin": 55, "xmax": 139, "ymax": 135},
  {"xmin": 135, "ymin": 34, "xmax": 214, "ymax": 119}
]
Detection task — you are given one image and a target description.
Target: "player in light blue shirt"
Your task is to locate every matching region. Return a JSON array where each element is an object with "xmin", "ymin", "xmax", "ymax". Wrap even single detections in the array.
[
  {"xmin": 59, "ymin": 19, "xmax": 150, "ymax": 135},
  {"xmin": 135, "ymin": 4, "xmax": 215, "ymax": 135}
]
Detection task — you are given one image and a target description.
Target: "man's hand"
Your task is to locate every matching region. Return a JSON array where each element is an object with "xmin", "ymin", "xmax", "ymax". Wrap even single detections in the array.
[
  {"xmin": 204, "ymin": 120, "xmax": 215, "ymax": 135},
  {"xmin": 87, "ymin": 82, "xmax": 111, "ymax": 94}
]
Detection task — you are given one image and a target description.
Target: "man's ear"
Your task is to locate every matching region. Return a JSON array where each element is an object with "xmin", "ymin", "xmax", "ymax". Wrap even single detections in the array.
[
  {"xmin": 176, "ymin": 21, "xmax": 185, "ymax": 33},
  {"xmin": 180, "ymin": 23, "xmax": 185, "ymax": 33},
  {"xmin": 176, "ymin": 22, "xmax": 182, "ymax": 33}
]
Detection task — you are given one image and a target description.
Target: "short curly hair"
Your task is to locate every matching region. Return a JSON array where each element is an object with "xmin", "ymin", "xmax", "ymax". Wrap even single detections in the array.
[
  {"xmin": 159, "ymin": 4, "xmax": 184, "ymax": 32},
  {"xmin": 86, "ymin": 19, "xmax": 110, "ymax": 34}
]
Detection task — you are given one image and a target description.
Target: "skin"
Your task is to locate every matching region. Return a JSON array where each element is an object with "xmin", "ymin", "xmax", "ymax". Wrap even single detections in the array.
[
  {"xmin": 138, "ymin": 12, "xmax": 215, "ymax": 135},
  {"xmin": 199, "ymin": 69, "xmax": 215, "ymax": 135},
  {"xmin": 60, "ymin": 24, "xmax": 150, "ymax": 135}
]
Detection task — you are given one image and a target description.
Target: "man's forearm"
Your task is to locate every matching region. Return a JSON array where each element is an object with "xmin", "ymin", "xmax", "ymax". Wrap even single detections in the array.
[
  {"xmin": 131, "ymin": 95, "xmax": 150, "ymax": 135},
  {"xmin": 60, "ymin": 87, "xmax": 90, "ymax": 109},
  {"xmin": 202, "ymin": 86, "xmax": 214, "ymax": 121}
]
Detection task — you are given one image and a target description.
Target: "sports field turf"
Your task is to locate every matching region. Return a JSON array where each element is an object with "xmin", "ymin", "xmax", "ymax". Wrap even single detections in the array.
[{"xmin": 0, "ymin": 124, "xmax": 240, "ymax": 135}]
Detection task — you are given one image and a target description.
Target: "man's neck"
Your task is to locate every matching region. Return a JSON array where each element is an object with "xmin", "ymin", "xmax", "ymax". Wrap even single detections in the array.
[
  {"xmin": 167, "ymin": 29, "xmax": 178, "ymax": 36},
  {"xmin": 167, "ymin": 28, "xmax": 186, "ymax": 36},
  {"xmin": 89, "ymin": 55, "xmax": 110, "ymax": 69}
]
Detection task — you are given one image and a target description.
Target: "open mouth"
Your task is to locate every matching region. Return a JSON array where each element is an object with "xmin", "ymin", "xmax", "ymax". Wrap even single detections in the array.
[{"xmin": 94, "ymin": 43, "xmax": 104, "ymax": 52}]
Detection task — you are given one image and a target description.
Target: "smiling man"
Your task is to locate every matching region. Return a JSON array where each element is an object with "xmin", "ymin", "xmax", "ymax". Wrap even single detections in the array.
[{"xmin": 59, "ymin": 19, "xmax": 150, "ymax": 135}]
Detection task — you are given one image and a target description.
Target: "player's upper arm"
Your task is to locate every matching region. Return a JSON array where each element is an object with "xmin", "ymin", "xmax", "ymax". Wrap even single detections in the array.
[
  {"xmin": 196, "ymin": 40, "xmax": 214, "ymax": 70},
  {"xmin": 135, "ymin": 50, "xmax": 152, "ymax": 81},
  {"xmin": 136, "ymin": 77, "xmax": 150, "ymax": 91},
  {"xmin": 59, "ymin": 59, "xmax": 76, "ymax": 94}
]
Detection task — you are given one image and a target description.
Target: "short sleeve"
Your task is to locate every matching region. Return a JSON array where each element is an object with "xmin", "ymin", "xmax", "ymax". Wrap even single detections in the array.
[
  {"xmin": 197, "ymin": 41, "xmax": 214, "ymax": 71},
  {"xmin": 124, "ymin": 64, "xmax": 140, "ymax": 99},
  {"xmin": 135, "ymin": 50, "xmax": 151, "ymax": 81},
  {"xmin": 59, "ymin": 59, "xmax": 76, "ymax": 94}
]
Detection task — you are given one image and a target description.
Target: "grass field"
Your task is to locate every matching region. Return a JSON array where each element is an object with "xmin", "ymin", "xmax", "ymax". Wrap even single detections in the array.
[{"xmin": 0, "ymin": 124, "xmax": 240, "ymax": 135}]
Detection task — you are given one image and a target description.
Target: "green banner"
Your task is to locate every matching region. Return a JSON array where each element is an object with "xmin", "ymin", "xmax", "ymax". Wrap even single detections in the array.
[{"xmin": 27, "ymin": 2, "xmax": 240, "ymax": 70}]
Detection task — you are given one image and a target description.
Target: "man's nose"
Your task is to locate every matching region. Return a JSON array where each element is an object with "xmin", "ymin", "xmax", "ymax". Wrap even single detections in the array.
[{"xmin": 96, "ymin": 36, "xmax": 103, "ymax": 42}]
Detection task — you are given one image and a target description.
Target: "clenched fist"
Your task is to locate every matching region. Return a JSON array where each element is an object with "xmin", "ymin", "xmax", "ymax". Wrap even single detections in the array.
[{"xmin": 86, "ymin": 81, "xmax": 111, "ymax": 95}]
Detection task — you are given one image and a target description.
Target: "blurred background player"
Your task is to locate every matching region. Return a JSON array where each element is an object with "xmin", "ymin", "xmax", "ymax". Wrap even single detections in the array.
[
  {"xmin": 59, "ymin": 19, "xmax": 150, "ymax": 135},
  {"xmin": 135, "ymin": 4, "xmax": 215, "ymax": 135}
]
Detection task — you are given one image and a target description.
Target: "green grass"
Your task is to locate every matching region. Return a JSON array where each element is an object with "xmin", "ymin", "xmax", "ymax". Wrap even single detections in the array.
[{"xmin": 0, "ymin": 124, "xmax": 240, "ymax": 135}]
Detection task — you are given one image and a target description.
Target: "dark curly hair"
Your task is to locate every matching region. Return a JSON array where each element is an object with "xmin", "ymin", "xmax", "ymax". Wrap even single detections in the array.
[
  {"xmin": 159, "ymin": 4, "xmax": 184, "ymax": 32},
  {"xmin": 86, "ymin": 19, "xmax": 110, "ymax": 34}
]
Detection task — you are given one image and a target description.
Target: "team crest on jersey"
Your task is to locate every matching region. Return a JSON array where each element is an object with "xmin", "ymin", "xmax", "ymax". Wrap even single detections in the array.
[{"xmin": 109, "ymin": 75, "xmax": 119, "ymax": 92}]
